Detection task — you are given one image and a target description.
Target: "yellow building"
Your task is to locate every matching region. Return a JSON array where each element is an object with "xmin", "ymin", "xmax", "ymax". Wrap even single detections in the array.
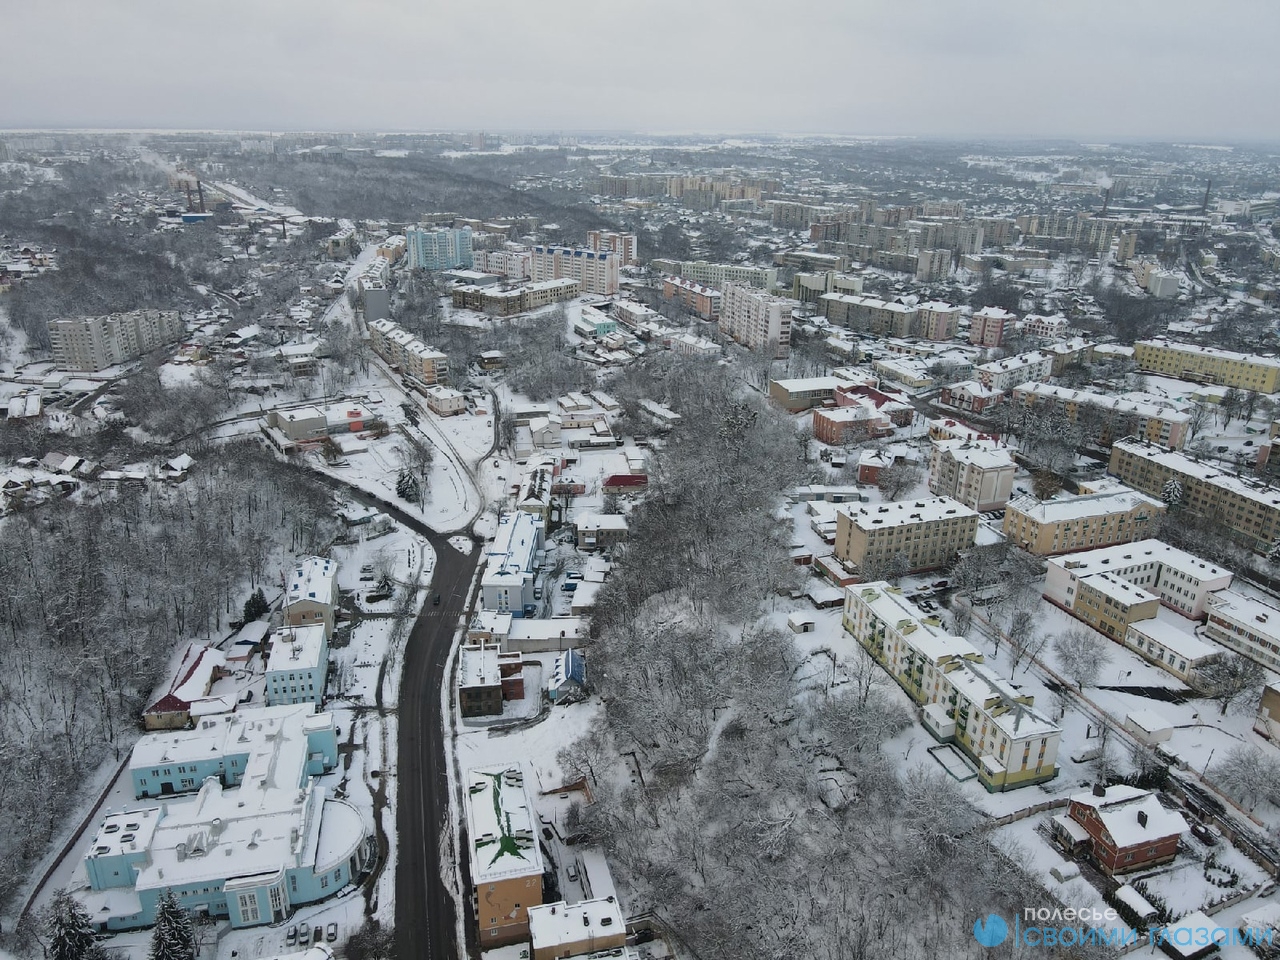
[
  {"xmin": 835, "ymin": 497, "xmax": 978, "ymax": 578},
  {"xmin": 465, "ymin": 766, "xmax": 544, "ymax": 947},
  {"xmin": 367, "ymin": 318, "xmax": 449, "ymax": 385},
  {"xmin": 1066, "ymin": 572, "xmax": 1162, "ymax": 641},
  {"xmin": 1003, "ymin": 489, "xmax": 1165, "ymax": 555},
  {"xmin": 843, "ymin": 583, "xmax": 1061, "ymax": 790},
  {"xmin": 1134, "ymin": 339, "xmax": 1280, "ymax": 392}
]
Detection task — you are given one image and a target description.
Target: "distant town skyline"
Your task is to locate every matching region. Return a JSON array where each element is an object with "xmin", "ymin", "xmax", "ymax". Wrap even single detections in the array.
[{"xmin": 3, "ymin": 0, "xmax": 1279, "ymax": 141}]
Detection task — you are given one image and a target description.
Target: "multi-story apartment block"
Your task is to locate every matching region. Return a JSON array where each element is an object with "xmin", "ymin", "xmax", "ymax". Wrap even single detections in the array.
[
  {"xmin": 367, "ymin": 318, "xmax": 449, "ymax": 384},
  {"xmin": 662, "ymin": 276, "xmax": 722, "ymax": 320},
  {"xmin": 941, "ymin": 380, "xmax": 1004, "ymax": 415},
  {"xmin": 1204, "ymin": 590, "xmax": 1280, "ymax": 673},
  {"xmin": 835, "ymin": 497, "xmax": 978, "ymax": 577},
  {"xmin": 375, "ymin": 235, "xmax": 406, "ymax": 263},
  {"xmin": 472, "ymin": 245, "xmax": 533, "ymax": 279},
  {"xmin": 265, "ymin": 625, "xmax": 329, "ymax": 707},
  {"xmin": 819, "ymin": 294, "xmax": 918, "ymax": 337},
  {"xmin": 1003, "ymin": 488, "xmax": 1165, "ymax": 555},
  {"xmin": 719, "ymin": 283, "xmax": 790, "ymax": 358},
  {"xmin": 650, "ymin": 259, "xmax": 777, "ymax": 291},
  {"xmin": 917, "ymin": 301, "xmax": 960, "ymax": 341},
  {"xmin": 481, "ymin": 512, "xmax": 544, "ymax": 617},
  {"xmin": 406, "ymin": 225, "xmax": 474, "ymax": 271},
  {"xmin": 1044, "ymin": 336, "xmax": 1095, "ymax": 375},
  {"xmin": 586, "ymin": 230, "xmax": 637, "ymax": 266},
  {"xmin": 927, "ymin": 439, "xmax": 1016, "ymax": 512},
  {"xmin": 843, "ymin": 583, "xmax": 1061, "ymax": 791},
  {"xmin": 1044, "ymin": 540, "xmax": 1233, "ymax": 638},
  {"xmin": 531, "ymin": 245, "xmax": 619, "ymax": 296},
  {"xmin": 1115, "ymin": 230, "xmax": 1139, "ymax": 264},
  {"xmin": 1020, "ymin": 313, "xmax": 1072, "ymax": 340},
  {"xmin": 465, "ymin": 765, "xmax": 544, "ymax": 947},
  {"xmin": 976, "ymin": 351, "xmax": 1054, "ymax": 393},
  {"xmin": 1134, "ymin": 339, "xmax": 1280, "ymax": 392},
  {"xmin": 1010, "ymin": 382, "xmax": 1190, "ymax": 450},
  {"xmin": 915, "ymin": 248, "xmax": 953, "ymax": 282},
  {"xmin": 1108, "ymin": 438, "xmax": 1280, "ymax": 553},
  {"xmin": 49, "ymin": 310, "xmax": 185, "ymax": 373},
  {"xmin": 451, "ymin": 278, "xmax": 579, "ymax": 317},
  {"xmin": 969, "ymin": 306, "xmax": 1016, "ymax": 347}
]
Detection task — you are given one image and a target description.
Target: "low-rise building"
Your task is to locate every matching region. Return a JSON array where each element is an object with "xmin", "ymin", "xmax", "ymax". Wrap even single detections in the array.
[
  {"xmin": 1056, "ymin": 785, "xmax": 1187, "ymax": 876},
  {"xmin": 1044, "ymin": 336, "xmax": 1095, "ymax": 375},
  {"xmin": 527, "ymin": 899, "xmax": 627, "ymax": 960},
  {"xmin": 940, "ymin": 380, "xmax": 1003, "ymax": 415},
  {"xmin": 265, "ymin": 625, "xmax": 329, "ymax": 707},
  {"xmin": 575, "ymin": 513, "xmax": 628, "ymax": 551},
  {"xmin": 465, "ymin": 765, "xmax": 544, "ymax": 946},
  {"xmin": 284, "ymin": 556, "xmax": 339, "ymax": 638},
  {"xmin": 843, "ymin": 583, "xmax": 1060, "ymax": 791},
  {"xmin": 1123, "ymin": 618, "xmax": 1221, "ymax": 682},
  {"xmin": 1002, "ymin": 488, "xmax": 1166, "ymax": 555},
  {"xmin": 481, "ymin": 512, "xmax": 544, "ymax": 617},
  {"xmin": 813, "ymin": 403, "xmax": 893, "ymax": 444},
  {"xmin": 458, "ymin": 642, "xmax": 524, "ymax": 717},
  {"xmin": 976, "ymin": 351, "xmax": 1053, "ymax": 394},
  {"xmin": 767, "ymin": 376, "xmax": 843, "ymax": 412},
  {"xmin": 1254, "ymin": 682, "xmax": 1280, "ymax": 741},
  {"xmin": 142, "ymin": 644, "xmax": 230, "ymax": 731},
  {"xmin": 668, "ymin": 332, "xmax": 720, "ymax": 356},
  {"xmin": 927, "ymin": 439, "xmax": 1016, "ymax": 512},
  {"xmin": 424, "ymin": 385, "xmax": 467, "ymax": 417},
  {"xmin": 835, "ymin": 497, "xmax": 978, "ymax": 577},
  {"xmin": 1204, "ymin": 590, "xmax": 1280, "ymax": 672}
]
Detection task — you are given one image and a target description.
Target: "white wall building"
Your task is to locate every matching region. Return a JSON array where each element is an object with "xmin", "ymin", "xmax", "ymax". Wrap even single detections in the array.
[
  {"xmin": 265, "ymin": 624, "xmax": 329, "ymax": 707},
  {"xmin": 481, "ymin": 512, "xmax": 545, "ymax": 617},
  {"xmin": 719, "ymin": 283, "xmax": 791, "ymax": 358}
]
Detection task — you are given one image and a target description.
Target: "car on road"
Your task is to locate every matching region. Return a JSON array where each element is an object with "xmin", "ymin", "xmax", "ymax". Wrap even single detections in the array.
[
  {"xmin": 566, "ymin": 863, "xmax": 579, "ymax": 881},
  {"xmin": 433, "ymin": 593, "xmax": 441, "ymax": 605}
]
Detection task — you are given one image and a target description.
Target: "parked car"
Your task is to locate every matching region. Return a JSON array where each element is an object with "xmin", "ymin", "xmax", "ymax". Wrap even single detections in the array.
[
  {"xmin": 561, "ymin": 582, "xmax": 578, "ymax": 593},
  {"xmin": 433, "ymin": 593, "xmax": 441, "ymax": 606},
  {"xmin": 326, "ymin": 924, "xmax": 338, "ymax": 943},
  {"xmin": 286, "ymin": 927, "xmax": 299, "ymax": 946},
  {"xmin": 566, "ymin": 571, "xmax": 583, "ymax": 580},
  {"xmin": 298, "ymin": 923, "xmax": 310, "ymax": 940},
  {"xmin": 566, "ymin": 863, "xmax": 579, "ymax": 882}
]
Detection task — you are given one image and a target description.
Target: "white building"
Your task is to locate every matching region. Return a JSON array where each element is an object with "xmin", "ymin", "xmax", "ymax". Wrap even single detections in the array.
[
  {"xmin": 481, "ymin": 512, "xmax": 544, "ymax": 617},
  {"xmin": 1123, "ymin": 617, "xmax": 1222, "ymax": 682},
  {"xmin": 1204, "ymin": 590, "xmax": 1280, "ymax": 672},
  {"xmin": 49, "ymin": 310, "xmax": 185, "ymax": 373},
  {"xmin": 975, "ymin": 351, "xmax": 1054, "ymax": 393},
  {"xmin": 265, "ymin": 625, "xmax": 329, "ymax": 707},
  {"xmin": 719, "ymin": 283, "xmax": 790, "ymax": 358},
  {"xmin": 928, "ymin": 439, "xmax": 1016, "ymax": 512},
  {"xmin": 424, "ymin": 384, "xmax": 466, "ymax": 417},
  {"xmin": 531, "ymin": 245, "xmax": 619, "ymax": 296},
  {"xmin": 285, "ymin": 556, "xmax": 339, "ymax": 638}
]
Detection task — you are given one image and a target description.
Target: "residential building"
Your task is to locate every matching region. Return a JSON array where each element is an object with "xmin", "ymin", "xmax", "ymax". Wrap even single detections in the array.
[
  {"xmin": 915, "ymin": 248, "xmax": 952, "ymax": 282},
  {"xmin": 719, "ymin": 283, "xmax": 790, "ymax": 358},
  {"xmin": 1204, "ymin": 590, "xmax": 1280, "ymax": 672},
  {"xmin": 1010, "ymin": 382, "xmax": 1190, "ymax": 450},
  {"xmin": 969, "ymin": 306, "xmax": 1016, "ymax": 347},
  {"xmin": 819, "ymin": 294, "xmax": 918, "ymax": 337},
  {"xmin": 472, "ymin": 245, "xmax": 533, "ymax": 279},
  {"xmin": 1255, "ymin": 682, "xmax": 1280, "ymax": 741},
  {"xmin": 1123, "ymin": 618, "xmax": 1221, "ymax": 682},
  {"xmin": 527, "ymin": 899, "xmax": 627, "ymax": 960},
  {"xmin": 367, "ymin": 318, "xmax": 449, "ymax": 384},
  {"xmin": 81, "ymin": 705, "xmax": 366, "ymax": 931},
  {"xmin": 143, "ymin": 644, "xmax": 230, "ymax": 731},
  {"xmin": 481, "ymin": 512, "xmax": 544, "ymax": 617},
  {"xmin": 1055, "ymin": 785, "xmax": 1187, "ymax": 876},
  {"xmin": 1108, "ymin": 438, "xmax": 1280, "ymax": 553},
  {"xmin": 1133, "ymin": 339, "xmax": 1280, "ymax": 392},
  {"xmin": 652, "ymin": 259, "xmax": 777, "ymax": 290},
  {"xmin": 976, "ymin": 351, "xmax": 1054, "ymax": 393},
  {"xmin": 458, "ymin": 641, "xmax": 524, "ymax": 717},
  {"xmin": 843, "ymin": 583, "xmax": 1060, "ymax": 791},
  {"xmin": 375, "ymin": 235, "xmax": 406, "ymax": 263},
  {"xmin": 1044, "ymin": 336, "xmax": 1095, "ymax": 375},
  {"xmin": 575, "ymin": 513, "xmax": 628, "ymax": 551},
  {"xmin": 834, "ymin": 497, "xmax": 978, "ymax": 577},
  {"xmin": 1020, "ymin": 313, "xmax": 1072, "ymax": 340},
  {"xmin": 872, "ymin": 356, "xmax": 933, "ymax": 389},
  {"xmin": 917, "ymin": 301, "xmax": 960, "ymax": 341},
  {"xmin": 813, "ymin": 404, "xmax": 893, "ymax": 445},
  {"xmin": 405, "ymin": 225, "xmax": 473, "ymax": 271},
  {"xmin": 465, "ymin": 765, "xmax": 544, "ymax": 946},
  {"xmin": 930, "ymin": 418, "xmax": 998, "ymax": 444},
  {"xmin": 791, "ymin": 270, "xmax": 863, "ymax": 304},
  {"xmin": 1116, "ymin": 230, "xmax": 1139, "ymax": 264},
  {"xmin": 284, "ymin": 556, "xmax": 338, "ymax": 638},
  {"xmin": 662, "ymin": 276, "xmax": 722, "ymax": 320},
  {"xmin": 424, "ymin": 385, "xmax": 466, "ymax": 417},
  {"xmin": 586, "ymin": 230, "xmax": 638, "ymax": 266},
  {"xmin": 1002, "ymin": 488, "xmax": 1166, "ymax": 555},
  {"xmin": 927, "ymin": 440, "xmax": 1016, "ymax": 512},
  {"xmin": 265, "ymin": 625, "xmax": 329, "ymax": 707},
  {"xmin": 49, "ymin": 310, "xmax": 185, "ymax": 373},
  {"xmin": 940, "ymin": 380, "xmax": 1003, "ymax": 415},
  {"xmin": 531, "ymin": 245, "xmax": 619, "ymax": 296},
  {"xmin": 669, "ymin": 332, "xmax": 720, "ymax": 357},
  {"xmin": 1043, "ymin": 540, "xmax": 1233, "ymax": 640}
]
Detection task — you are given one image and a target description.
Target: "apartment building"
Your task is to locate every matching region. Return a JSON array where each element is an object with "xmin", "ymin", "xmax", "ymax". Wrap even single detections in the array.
[
  {"xmin": 1115, "ymin": 230, "xmax": 1139, "ymax": 264},
  {"xmin": 1010, "ymin": 382, "xmax": 1190, "ymax": 450},
  {"xmin": 465, "ymin": 766, "xmax": 544, "ymax": 946},
  {"xmin": 927, "ymin": 439, "xmax": 1016, "ymax": 512},
  {"xmin": 586, "ymin": 229, "xmax": 638, "ymax": 266},
  {"xmin": 481, "ymin": 512, "xmax": 544, "ymax": 617},
  {"xmin": 1108, "ymin": 438, "xmax": 1280, "ymax": 553},
  {"xmin": 49, "ymin": 310, "xmax": 185, "ymax": 372},
  {"xmin": 969, "ymin": 306, "xmax": 1016, "ymax": 347},
  {"xmin": 406, "ymin": 225, "xmax": 473, "ymax": 271},
  {"xmin": 472, "ymin": 246, "xmax": 533, "ymax": 279},
  {"xmin": 1002, "ymin": 488, "xmax": 1166, "ymax": 555},
  {"xmin": 941, "ymin": 380, "xmax": 1003, "ymax": 415},
  {"xmin": 915, "ymin": 248, "xmax": 953, "ymax": 282},
  {"xmin": 791, "ymin": 270, "xmax": 863, "ymax": 304},
  {"xmin": 976, "ymin": 351, "xmax": 1054, "ymax": 393},
  {"xmin": 528, "ymin": 899, "xmax": 627, "ymax": 960},
  {"xmin": 662, "ymin": 276, "xmax": 722, "ymax": 320},
  {"xmin": 1044, "ymin": 336, "xmax": 1095, "ymax": 375},
  {"xmin": 917, "ymin": 301, "xmax": 960, "ymax": 341},
  {"xmin": 819, "ymin": 293, "xmax": 918, "ymax": 338},
  {"xmin": 843, "ymin": 583, "xmax": 1061, "ymax": 791},
  {"xmin": 1044, "ymin": 540, "xmax": 1233, "ymax": 639},
  {"xmin": 265, "ymin": 624, "xmax": 329, "ymax": 707},
  {"xmin": 367, "ymin": 318, "xmax": 449, "ymax": 384},
  {"xmin": 813, "ymin": 402, "xmax": 893, "ymax": 445},
  {"xmin": 651, "ymin": 259, "xmax": 777, "ymax": 290},
  {"xmin": 1204, "ymin": 590, "xmax": 1280, "ymax": 672},
  {"xmin": 531, "ymin": 245, "xmax": 619, "ymax": 296},
  {"xmin": 1020, "ymin": 313, "xmax": 1071, "ymax": 340},
  {"xmin": 835, "ymin": 497, "xmax": 978, "ymax": 577},
  {"xmin": 719, "ymin": 283, "xmax": 790, "ymax": 358},
  {"xmin": 375, "ymin": 234, "xmax": 406, "ymax": 263},
  {"xmin": 1133, "ymin": 339, "xmax": 1280, "ymax": 392},
  {"xmin": 284, "ymin": 556, "xmax": 338, "ymax": 638}
]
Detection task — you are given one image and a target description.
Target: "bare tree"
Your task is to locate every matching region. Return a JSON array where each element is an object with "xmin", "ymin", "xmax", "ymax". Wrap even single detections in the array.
[
  {"xmin": 1053, "ymin": 629, "xmax": 1108, "ymax": 690},
  {"xmin": 1193, "ymin": 654, "xmax": 1265, "ymax": 716},
  {"xmin": 1006, "ymin": 607, "xmax": 1048, "ymax": 677},
  {"xmin": 877, "ymin": 462, "xmax": 922, "ymax": 502},
  {"xmin": 1213, "ymin": 745, "xmax": 1280, "ymax": 811}
]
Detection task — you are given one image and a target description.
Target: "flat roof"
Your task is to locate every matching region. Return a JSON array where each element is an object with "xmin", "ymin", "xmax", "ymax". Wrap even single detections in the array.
[
  {"xmin": 464, "ymin": 765, "xmax": 544, "ymax": 884},
  {"xmin": 840, "ymin": 497, "xmax": 978, "ymax": 531},
  {"xmin": 266, "ymin": 624, "xmax": 328, "ymax": 673},
  {"xmin": 528, "ymin": 898, "xmax": 625, "ymax": 950},
  {"xmin": 1007, "ymin": 488, "xmax": 1163, "ymax": 524},
  {"xmin": 1048, "ymin": 538, "xmax": 1231, "ymax": 584},
  {"xmin": 287, "ymin": 556, "xmax": 336, "ymax": 608},
  {"xmin": 1126, "ymin": 614, "xmax": 1220, "ymax": 662}
]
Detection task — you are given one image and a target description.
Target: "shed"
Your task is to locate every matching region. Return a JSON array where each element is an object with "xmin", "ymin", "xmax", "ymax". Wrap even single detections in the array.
[
  {"xmin": 787, "ymin": 612, "xmax": 816, "ymax": 634},
  {"xmin": 1124, "ymin": 709, "xmax": 1173, "ymax": 745}
]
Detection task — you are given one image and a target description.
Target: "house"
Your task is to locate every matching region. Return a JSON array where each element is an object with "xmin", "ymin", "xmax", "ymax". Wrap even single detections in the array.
[
  {"xmin": 940, "ymin": 380, "xmax": 1003, "ymax": 415},
  {"xmin": 284, "ymin": 556, "xmax": 339, "ymax": 638},
  {"xmin": 575, "ymin": 513, "xmax": 628, "ymax": 550},
  {"xmin": 143, "ymin": 645, "xmax": 230, "ymax": 731},
  {"xmin": 424, "ymin": 385, "xmax": 466, "ymax": 417},
  {"xmin": 547, "ymin": 648, "xmax": 587, "ymax": 703},
  {"xmin": 1054, "ymin": 784, "xmax": 1187, "ymax": 875},
  {"xmin": 465, "ymin": 766, "xmax": 545, "ymax": 946},
  {"xmin": 264, "ymin": 625, "xmax": 329, "ymax": 707},
  {"xmin": 602, "ymin": 474, "xmax": 648, "ymax": 496},
  {"xmin": 458, "ymin": 641, "xmax": 524, "ymax": 717},
  {"xmin": 527, "ymin": 898, "xmax": 626, "ymax": 960}
]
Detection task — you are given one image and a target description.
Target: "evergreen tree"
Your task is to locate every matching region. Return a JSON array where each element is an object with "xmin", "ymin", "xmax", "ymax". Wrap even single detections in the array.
[
  {"xmin": 395, "ymin": 469, "xmax": 419, "ymax": 503},
  {"xmin": 1162, "ymin": 477, "xmax": 1183, "ymax": 510},
  {"xmin": 1268, "ymin": 538, "xmax": 1280, "ymax": 566},
  {"xmin": 149, "ymin": 890, "xmax": 196, "ymax": 960},
  {"xmin": 46, "ymin": 889, "xmax": 97, "ymax": 960},
  {"xmin": 242, "ymin": 587, "xmax": 269, "ymax": 622}
]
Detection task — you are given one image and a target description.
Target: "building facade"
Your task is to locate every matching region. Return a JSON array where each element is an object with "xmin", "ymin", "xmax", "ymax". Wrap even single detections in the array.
[
  {"xmin": 927, "ymin": 440, "xmax": 1016, "ymax": 512},
  {"xmin": 969, "ymin": 307, "xmax": 1016, "ymax": 348},
  {"xmin": 531, "ymin": 245, "xmax": 619, "ymax": 296},
  {"xmin": 265, "ymin": 625, "xmax": 329, "ymax": 707},
  {"xmin": 49, "ymin": 310, "xmax": 185, "ymax": 373},
  {"xmin": 1002, "ymin": 489, "xmax": 1165, "ymax": 555},
  {"xmin": 834, "ymin": 497, "xmax": 978, "ymax": 577},
  {"xmin": 406, "ymin": 226, "xmax": 474, "ymax": 271},
  {"xmin": 465, "ymin": 765, "xmax": 545, "ymax": 946},
  {"xmin": 368, "ymin": 318, "xmax": 449, "ymax": 385},
  {"xmin": 719, "ymin": 283, "xmax": 791, "ymax": 358},
  {"xmin": 1010, "ymin": 382, "xmax": 1189, "ymax": 450},
  {"xmin": 1133, "ymin": 339, "xmax": 1280, "ymax": 392},
  {"xmin": 586, "ymin": 230, "xmax": 638, "ymax": 266}
]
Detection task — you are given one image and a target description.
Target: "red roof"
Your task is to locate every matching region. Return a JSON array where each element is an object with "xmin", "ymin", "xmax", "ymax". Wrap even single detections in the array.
[{"xmin": 603, "ymin": 474, "xmax": 648, "ymax": 487}]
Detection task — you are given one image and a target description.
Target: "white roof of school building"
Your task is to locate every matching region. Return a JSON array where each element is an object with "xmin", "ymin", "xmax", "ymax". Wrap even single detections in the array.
[
  {"xmin": 265, "ymin": 624, "xmax": 328, "ymax": 674},
  {"xmin": 287, "ymin": 556, "xmax": 337, "ymax": 608},
  {"xmin": 1006, "ymin": 487, "xmax": 1163, "ymax": 523},
  {"xmin": 1013, "ymin": 382, "xmax": 1190, "ymax": 423},
  {"xmin": 839, "ymin": 497, "xmax": 978, "ymax": 531},
  {"xmin": 465, "ymin": 765, "xmax": 544, "ymax": 884},
  {"xmin": 528, "ymin": 899, "xmax": 625, "ymax": 952},
  {"xmin": 1126, "ymin": 614, "xmax": 1222, "ymax": 662},
  {"xmin": 1079, "ymin": 570, "xmax": 1157, "ymax": 606},
  {"xmin": 1206, "ymin": 589, "xmax": 1280, "ymax": 642},
  {"xmin": 1049, "ymin": 538, "xmax": 1231, "ymax": 584}
]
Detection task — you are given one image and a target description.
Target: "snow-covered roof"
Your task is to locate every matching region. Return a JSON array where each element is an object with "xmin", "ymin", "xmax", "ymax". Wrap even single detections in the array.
[
  {"xmin": 1013, "ymin": 381, "xmax": 1189, "ymax": 424},
  {"xmin": 1113, "ymin": 884, "xmax": 1157, "ymax": 918},
  {"xmin": 464, "ymin": 765, "xmax": 544, "ymax": 884},
  {"xmin": 458, "ymin": 645, "xmax": 502, "ymax": 689},
  {"xmin": 1126, "ymin": 617, "xmax": 1220, "ymax": 663},
  {"xmin": 947, "ymin": 660, "xmax": 1060, "ymax": 739},
  {"xmin": 576, "ymin": 512, "xmax": 628, "ymax": 533},
  {"xmin": 1125, "ymin": 709, "xmax": 1173, "ymax": 736},
  {"xmin": 1137, "ymin": 338, "xmax": 1280, "ymax": 370},
  {"xmin": 287, "ymin": 556, "xmax": 337, "ymax": 608},
  {"xmin": 1069, "ymin": 784, "xmax": 1188, "ymax": 849},
  {"xmin": 482, "ymin": 512, "xmax": 542, "ymax": 592},
  {"xmin": 1158, "ymin": 911, "xmax": 1224, "ymax": 958},
  {"xmin": 146, "ymin": 644, "xmax": 227, "ymax": 715},
  {"xmin": 1006, "ymin": 488, "xmax": 1163, "ymax": 524},
  {"xmin": 528, "ymin": 899, "xmax": 624, "ymax": 952},
  {"xmin": 265, "ymin": 624, "xmax": 328, "ymax": 674},
  {"xmin": 1114, "ymin": 439, "xmax": 1280, "ymax": 514},
  {"xmin": 839, "ymin": 497, "xmax": 978, "ymax": 531},
  {"xmin": 1048, "ymin": 538, "xmax": 1230, "ymax": 586},
  {"xmin": 1205, "ymin": 589, "xmax": 1280, "ymax": 643},
  {"xmin": 1079, "ymin": 570, "xmax": 1159, "ymax": 606},
  {"xmin": 932, "ymin": 438, "xmax": 1015, "ymax": 470}
]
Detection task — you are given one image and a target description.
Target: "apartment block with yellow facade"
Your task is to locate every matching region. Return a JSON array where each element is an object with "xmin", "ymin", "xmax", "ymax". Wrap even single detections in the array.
[
  {"xmin": 465, "ymin": 765, "xmax": 544, "ymax": 947},
  {"xmin": 1003, "ymin": 488, "xmax": 1166, "ymax": 555},
  {"xmin": 843, "ymin": 583, "xmax": 1061, "ymax": 791},
  {"xmin": 367, "ymin": 318, "xmax": 449, "ymax": 385},
  {"xmin": 1010, "ymin": 382, "xmax": 1189, "ymax": 449},
  {"xmin": 1108, "ymin": 437, "xmax": 1280, "ymax": 553},
  {"xmin": 835, "ymin": 497, "xmax": 979, "ymax": 577},
  {"xmin": 1134, "ymin": 339, "xmax": 1280, "ymax": 392}
]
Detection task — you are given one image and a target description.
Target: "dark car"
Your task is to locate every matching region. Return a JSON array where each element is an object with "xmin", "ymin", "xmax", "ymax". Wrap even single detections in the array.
[{"xmin": 433, "ymin": 593, "xmax": 441, "ymax": 606}]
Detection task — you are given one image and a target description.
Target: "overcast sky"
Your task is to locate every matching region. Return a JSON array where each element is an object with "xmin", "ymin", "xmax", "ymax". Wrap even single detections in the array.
[{"xmin": 3, "ymin": 0, "xmax": 1278, "ymax": 141}]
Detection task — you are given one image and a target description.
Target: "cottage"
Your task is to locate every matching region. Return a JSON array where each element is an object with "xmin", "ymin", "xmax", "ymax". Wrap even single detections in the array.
[{"xmin": 1054, "ymin": 784, "xmax": 1187, "ymax": 875}]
